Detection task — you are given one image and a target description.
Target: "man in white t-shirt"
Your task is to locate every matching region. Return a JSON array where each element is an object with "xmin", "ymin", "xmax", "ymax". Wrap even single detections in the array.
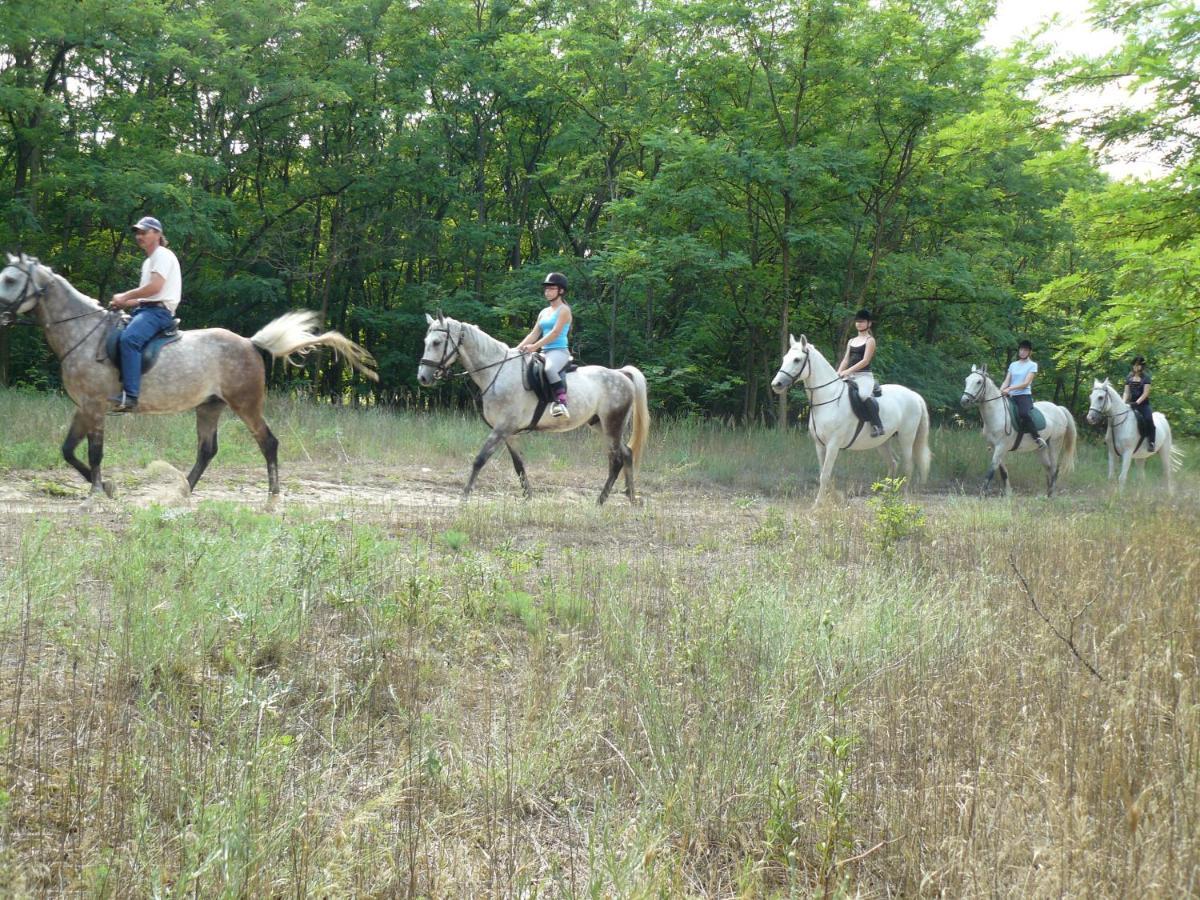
[
  {"xmin": 109, "ymin": 216, "xmax": 182, "ymax": 412},
  {"xmin": 999, "ymin": 339, "xmax": 1047, "ymax": 449}
]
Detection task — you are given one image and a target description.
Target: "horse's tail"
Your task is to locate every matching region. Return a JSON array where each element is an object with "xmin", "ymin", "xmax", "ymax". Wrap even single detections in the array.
[
  {"xmin": 1163, "ymin": 421, "xmax": 1183, "ymax": 492},
  {"xmin": 1058, "ymin": 407, "xmax": 1077, "ymax": 476},
  {"xmin": 250, "ymin": 310, "xmax": 378, "ymax": 381},
  {"xmin": 619, "ymin": 365, "xmax": 651, "ymax": 468},
  {"xmin": 914, "ymin": 395, "xmax": 932, "ymax": 485}
]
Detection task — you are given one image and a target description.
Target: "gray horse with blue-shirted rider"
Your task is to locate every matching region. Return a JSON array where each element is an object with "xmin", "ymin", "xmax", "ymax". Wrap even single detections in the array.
[{"xmin": 417, "ymin": 312, "xmax": 649, "ymax": 504}]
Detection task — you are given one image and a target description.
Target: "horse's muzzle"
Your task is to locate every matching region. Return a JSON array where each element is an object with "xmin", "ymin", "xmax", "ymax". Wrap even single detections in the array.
[
  {"xmin": 960, "ymin": 394, "xmax": 974, "ymax": 408},
  {"xmin": 1086, "ymin": 410, "xmax": 1101, "ymax": 426}
]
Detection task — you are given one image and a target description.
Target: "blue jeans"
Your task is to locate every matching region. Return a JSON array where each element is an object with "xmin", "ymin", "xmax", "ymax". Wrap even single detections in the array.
[{"xmin": 120, "ymin": 306, "xmax": 175, "ymax": 397}]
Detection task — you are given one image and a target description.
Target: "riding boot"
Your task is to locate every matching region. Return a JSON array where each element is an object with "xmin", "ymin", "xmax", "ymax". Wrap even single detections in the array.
[
  {"xmin": 551, "ymin": 386, "xmax": 570, "ymax": 419},
  {"xmin": 1020, "ymin": 416, "xmax": 1046, "ymax": 449},
  {"xmin": 1148, "ymin": 424, "xmax": 1156, "ymax": 452},
  {"xmin": 867, "ymin": 398, "xmax": 885, "ymax": 438}
]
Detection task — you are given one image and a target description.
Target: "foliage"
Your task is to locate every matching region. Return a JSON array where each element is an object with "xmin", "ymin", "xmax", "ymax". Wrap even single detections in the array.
[
  {"xmin": 0, "ymin": 0, "xmax": 1128, "ymax": 424},
  {"xmin": 867, "ymin": 475, "xmax": 926, "ymax": 548}
]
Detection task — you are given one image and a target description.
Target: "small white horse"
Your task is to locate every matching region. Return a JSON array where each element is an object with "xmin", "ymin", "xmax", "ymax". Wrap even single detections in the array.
[
  {"xmin": 960, "ymin": 364, "xmax": 1076, "ymax": 496},
  {"xmin": 417, "ymin": 313, "xmax": 649, "ymax": 503},
  {"xmin": 1086, "ymin": 379, "xmax": 1180, "ymax": 494},
  {"xmin": 771, "ymin": 334, "xmax": 931, "ymax": 504}
]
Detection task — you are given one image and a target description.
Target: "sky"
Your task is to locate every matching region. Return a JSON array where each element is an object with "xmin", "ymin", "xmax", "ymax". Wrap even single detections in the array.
[{"xmin": 982, "ymin": 0, "xmax": 1166, "ymax": 179}]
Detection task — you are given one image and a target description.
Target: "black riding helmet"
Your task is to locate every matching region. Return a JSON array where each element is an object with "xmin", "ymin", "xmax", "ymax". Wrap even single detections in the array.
[
  {"xmin": 542, "ymin": 272, "xmax": 568, "ymax": 291},
  {"xmin": 1132, "ymin": 355, "xmax": 1146, "ymax": 366},
  {"xmin": 854, "ymin": 308, "xmax": 873, "ymax": 322},
  {"xmin": 1018, "ymin": 339, "xmax": 1033, "ymax": 351}
]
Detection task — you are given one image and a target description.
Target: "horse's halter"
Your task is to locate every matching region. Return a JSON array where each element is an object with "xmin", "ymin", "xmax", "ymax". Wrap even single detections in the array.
[
  {"xmin": 0, "ymin": 262, "xmax": 49, "ymax": 325},
  {"xmin": 419, "ymin": 325, "xmax": 463, "ymax": 381}
]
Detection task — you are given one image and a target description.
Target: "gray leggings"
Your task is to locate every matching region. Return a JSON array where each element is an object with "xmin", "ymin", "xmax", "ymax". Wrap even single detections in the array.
[{"xmin": 544, "ymin": 348, "xmax": 571, "ymax": 385}]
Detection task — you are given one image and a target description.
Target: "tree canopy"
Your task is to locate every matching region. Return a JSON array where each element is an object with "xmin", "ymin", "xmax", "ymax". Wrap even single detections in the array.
[{"xmin": 2, "ymin": 0, "xmax": 1195, "ymax": 428}]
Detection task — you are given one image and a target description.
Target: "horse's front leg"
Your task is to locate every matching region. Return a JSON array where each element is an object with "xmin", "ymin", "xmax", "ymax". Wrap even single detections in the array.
[
  {"xmin": 86, "ymin": 423, "xmax": 114, "ymax": 498},
  {"xmin": 982, "ymin": 445, "xmax": 1005, "ymax": 496},
  {"xmin": 1106, "ymin": 435, "xmax": 1116, "ymax": 480},
  {"xmin": 1117, "ymin": 450, "xmax": 1134, "ymax": 490},
  {"xmin": 814, "ymin": 441, "xmax": 839, "ymax": 508},
  {"xmin": 464, "ymin": 428, "xmax": 508, "ymax": 498},
  {"xmin": 62, "ymin": 411, "xmax": 93, "ymax": 485}
]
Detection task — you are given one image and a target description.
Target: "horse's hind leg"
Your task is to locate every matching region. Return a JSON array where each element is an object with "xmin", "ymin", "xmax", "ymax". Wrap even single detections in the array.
[
  {"xmin": 505, "ymin": 438, "xmax": 532, "ymax": 499},
  {"xmin": 187, "ymin": 399, "xmax": 226, "ymax": 491},
  {"xmin": 229, "ymin": 395, "xmax": 280, "ymax": 495}
]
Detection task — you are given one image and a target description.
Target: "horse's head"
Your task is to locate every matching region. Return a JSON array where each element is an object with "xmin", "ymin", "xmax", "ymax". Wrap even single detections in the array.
[
  {"xmin": 417, "ymin": 312, "xmax": 462, "ymax": 386},
  {"xmin": 961, "ymin": 364, "xmax": 990, "ymax": 407},
  {"xmin": 1086, "ymin": 378, "xmax": 1112, "ymax": 425},
  {"xmin": 0, "ymin": 253, "xmax": 48, "ymax": 326},
  {"xmin": 771, "ymin": 333, "xmax": 813, "ymax": 395}
]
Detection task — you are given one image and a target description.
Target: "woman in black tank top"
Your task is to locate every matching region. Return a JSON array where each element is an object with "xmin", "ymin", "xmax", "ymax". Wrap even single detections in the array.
[
  {"xmin": 1123, "ymin": 355, "xmax": 1155, "ymax": 450},
  {"xmin": 836, "ymin": 309, "xmax": 884, "ymax": 437}
]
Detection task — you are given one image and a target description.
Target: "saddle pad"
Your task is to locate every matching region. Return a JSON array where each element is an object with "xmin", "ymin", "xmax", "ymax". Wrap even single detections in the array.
[
  {"xmin": 105, "ymin": 321, "xmax": 182, "ymax": 376},
  {"xmin": 1008, "ymin": 398, "xmax": 1046, "ymax": 431}
]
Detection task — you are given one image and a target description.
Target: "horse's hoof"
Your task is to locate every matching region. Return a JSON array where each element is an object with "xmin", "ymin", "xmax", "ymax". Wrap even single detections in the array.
[{"xmin": 102, "ymin": 481, "xmax": 115, "ymax": 498}]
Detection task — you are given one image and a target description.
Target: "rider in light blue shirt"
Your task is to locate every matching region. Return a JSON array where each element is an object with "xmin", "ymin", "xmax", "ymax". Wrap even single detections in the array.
[
  {"xmin": 516, "ymin": 272, "xmax": 573, "ymax": 419},
  {"xmin": 1000, "ymin": 339, "xmax": 1047, "ymax": 449}
]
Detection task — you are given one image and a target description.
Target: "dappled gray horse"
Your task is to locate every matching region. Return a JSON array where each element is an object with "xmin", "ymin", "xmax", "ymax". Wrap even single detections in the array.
[
  {"xmin": 0, "ymin": 254, "xmax": 377, "ymax": 497},
  {"xmin": 417, "ymin": 313, "xmax": 649, "ymax": 503}
]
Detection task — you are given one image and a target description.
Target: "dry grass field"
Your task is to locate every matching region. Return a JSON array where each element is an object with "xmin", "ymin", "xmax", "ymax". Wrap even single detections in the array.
[{"xmin": 1, "ymin": 389, "xmax": 1197, "ymax": 897}]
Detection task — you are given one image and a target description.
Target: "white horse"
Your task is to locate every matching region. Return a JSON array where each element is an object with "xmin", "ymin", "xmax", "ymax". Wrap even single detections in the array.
[
  {"xmin": 1086, "ymin": 379, "xmax": 1180, "ymax": 494},
  {"xmin": 417, "ymin": 313, "xmax": 649, "ymax": 503},
  {"xmin": 960, "ymin": 364, "xmax": 1076, "ymax": 497},
  {"xmin": 771, "ymin": 334, "xmax": 931, "ymax": 504}
]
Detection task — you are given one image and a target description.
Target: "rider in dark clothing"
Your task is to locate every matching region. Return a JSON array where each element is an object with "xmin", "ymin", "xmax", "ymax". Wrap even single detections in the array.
[{"xmin": 1123, "ymin": 355, "xmax": 1155, "ymax": 452}]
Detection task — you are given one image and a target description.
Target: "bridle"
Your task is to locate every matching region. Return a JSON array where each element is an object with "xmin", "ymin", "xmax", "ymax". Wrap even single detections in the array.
[
  {"xmin": 961, "ymin": 373, "xmax": 1004, "ymax": 406},
  {"xmin": 419, "ymin": 325, "xmax": 463, "ymax": 381},
  {"xmin": 0, "ymin": 261, "xmax": 109, "ymax": 363},
  {"xmin": 774, "ymin": 347, "xmax": 846, "ymax": 408},
  {"xmin": 1088, "ymin": 388, "xmax": 1128, "ymax": 428},
  {"xmin": 0, "ymin": 261, "xmax": 50, "ymax": 325},
  {"xmin": 420, "ymin": 323, "xmax": 520, "ymax": 397}
]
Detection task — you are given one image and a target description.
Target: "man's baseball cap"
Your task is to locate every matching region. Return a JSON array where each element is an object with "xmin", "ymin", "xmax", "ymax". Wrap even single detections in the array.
[{"xmin": 132, "ymin": 216, "xmax": 164, "ymax": 233}]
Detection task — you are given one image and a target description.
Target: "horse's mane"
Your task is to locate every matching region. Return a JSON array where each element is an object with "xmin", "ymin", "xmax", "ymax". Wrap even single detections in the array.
[{"xmin": 52, "ymin": 270, "xmax": 105, "ymax": 311}]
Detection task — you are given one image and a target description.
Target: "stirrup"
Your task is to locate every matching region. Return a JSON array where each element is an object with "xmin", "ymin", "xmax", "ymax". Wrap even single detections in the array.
[
  {"xmin": 551, "ymin": 402, "xmax": 569, "ymax": 419},
  {"xmin": 107, "ymin": 391, "xmax": 138, "ymax": 414},
  {"xmin": 870, "ymin": 425, "xmax": 885, "ymax": 437}
]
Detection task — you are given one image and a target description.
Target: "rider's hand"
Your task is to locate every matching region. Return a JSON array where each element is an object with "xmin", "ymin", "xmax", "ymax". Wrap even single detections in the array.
[{"xmin": 111, "ymin": 292, "xmax": 126, "ymax": 308}]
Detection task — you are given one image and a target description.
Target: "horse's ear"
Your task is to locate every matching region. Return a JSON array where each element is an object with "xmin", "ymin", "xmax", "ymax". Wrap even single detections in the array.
[
  {"xmin": 789, "ymin": 333, "xmax": 797, "ymax": 346},
  {"xmin": 6, "ymin": 252, "xmax": 17, "ymax": 265},
  {"xmin": 437, "ymin": 310, "xmax": 446, "ymax": 325},
  {"xmin": 425, "ymin": 313, "xmax": 435, "ymax": 325},
  {"xmin": 798, "ymin": 333, "xmax": 808, "ymax": 347},
  {"xmin": 971, "ymin": 364, "xmax": 978, "ymax": 373}
]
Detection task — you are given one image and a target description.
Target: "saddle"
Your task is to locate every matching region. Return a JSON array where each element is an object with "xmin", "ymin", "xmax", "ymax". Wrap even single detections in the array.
[
  {"xmin": 522, "ymin": 352, "xmax": 578, "ymax": 404},
  {"xmin": 100, "ymin": 312, "xmax": 182, "ymax": 375},
  {"xmin": 519, "ymin": 352, "xmax": 580, "ymax": 431}
]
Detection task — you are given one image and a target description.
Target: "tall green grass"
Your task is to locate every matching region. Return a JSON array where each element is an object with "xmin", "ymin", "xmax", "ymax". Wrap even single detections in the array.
[{"xmin": 2, "ymin": 478, "xmax": 1197, "ymax": 894}]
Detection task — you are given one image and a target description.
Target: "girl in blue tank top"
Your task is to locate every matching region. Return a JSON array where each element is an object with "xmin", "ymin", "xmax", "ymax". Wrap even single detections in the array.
[{"xmin": 517, "ymin": 272, "xmax": 574, "ymax": 418}]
